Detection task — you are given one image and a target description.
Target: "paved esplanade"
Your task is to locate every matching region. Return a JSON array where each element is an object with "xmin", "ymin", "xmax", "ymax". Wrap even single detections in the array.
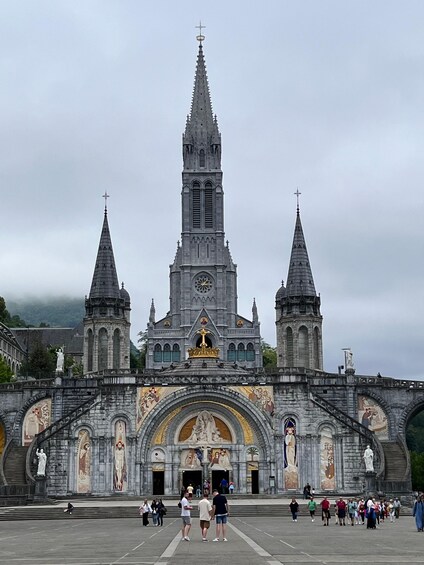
[{"xmin": 0, "ymin": 515, "xmax": 420, "ymax": 565}]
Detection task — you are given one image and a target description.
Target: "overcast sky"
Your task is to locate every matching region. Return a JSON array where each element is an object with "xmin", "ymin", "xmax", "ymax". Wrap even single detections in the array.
[{"xmin": 1, "ymin": 1, "xmax": 423, "ymax": 378}]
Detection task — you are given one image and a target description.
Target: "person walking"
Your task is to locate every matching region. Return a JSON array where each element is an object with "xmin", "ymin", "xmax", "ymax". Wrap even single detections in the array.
[
  {"xmin": 198, "ymin": 491, "xmax": 213, "ymax": 541},
  {"xmin": 307, "ymin": 497, "xmax": 317, "ymax": 522},
  {"xmin": 289, "ymin": 497, "xmax": 299, "ymax": 522},
  {"xmin": 187, "ymin": 484, "xmax": 194, "ymax": 501},
  {"xmin": 212, "ymin": 488, "xmax": 229, "ymax": 541},
  {"xmin": 180, "ymin": 489, "xmax": 193, "ymax": 541},
  {"xmin": 358, "ymin": 498, "xmax": 366, "ymax": 524},
  {"xmin": 157, "ymin": 499, "xmax": 166, "ymax": 526},
  {"xmin": 139, "ymin": 499, "xmax": 152, "ymax": 526},
  {"xmin": 393, "ymin": 497, "xmax": 401, "ymax": 519},
  {"xmin": 413, "ymin": 494, "xmax": 424, "ymax": 532},
  {"xmin": 151, "ymin": 499, "xmax": 158, "ymax": 526},
  {"xmin": 229, "ymin": 481, "xmax": 235, "ymax": 495},
  {"xmin": 220, "ymin": 477, "xmax": 228, "ymax": 494},
  {"xmin": 320, "ymin": 497, "xmax": 330, "ymax": 526},
  {"xmin": 336, "ymin": 497, "xmax": 347, "ymax": 526},
  {"xmin": 347, "ymin": 498, "xmax": 357, "ymax": 526}
]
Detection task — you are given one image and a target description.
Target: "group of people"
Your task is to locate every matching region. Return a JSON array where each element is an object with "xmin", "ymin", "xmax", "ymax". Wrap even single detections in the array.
[
  {"xmin": 289, "ymin": 495, "xmax": 402, "ymax": 529},
  {"xmin": 180, "ymin": 488, "xmax": 229, "ymax": 542},
  {"xmin": 138, "ymin": 498, "xmax": 167, "ymax": 526}
]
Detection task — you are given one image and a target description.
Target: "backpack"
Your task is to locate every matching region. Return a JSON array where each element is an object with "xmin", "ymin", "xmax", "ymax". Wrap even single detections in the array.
[{"xmin": 178, "ymin": 501, "xmax": 182, "ymax": 508}]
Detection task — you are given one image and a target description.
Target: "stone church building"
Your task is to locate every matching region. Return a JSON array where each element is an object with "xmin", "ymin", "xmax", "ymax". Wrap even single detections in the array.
[{"xmin": 0, "ymin": 38, "xmax": 419, "ymax": 500}]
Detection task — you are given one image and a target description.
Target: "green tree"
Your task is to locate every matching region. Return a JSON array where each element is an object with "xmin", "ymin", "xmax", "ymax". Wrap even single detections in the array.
[
  {"xmin": 20, "ymin": 341, "xmax": 55, "ymax": 379},
  {"xmin": 0, "ymin": 296, "xmax": 28, "ymax": 327},
  {"xmin": 411, "ymin": 451, "xmax": 424, "ymax": 492},
  {"xmin": 0, "ymin": 356, "xmax": 13, "ymax": 383},
  {"xmin": 262, "ymin": 340, "xmax": 277, "ymax": 369}
]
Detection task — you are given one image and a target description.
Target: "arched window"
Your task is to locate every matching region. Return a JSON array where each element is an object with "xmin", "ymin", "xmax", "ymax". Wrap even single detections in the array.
[
  {"xmin": 227, "ymin": 343, "xmax": 236, "ymax": 362},
  {"xmin": 98, "ymin": 328, "xmax": 108, "ymax": 370},
  {"xmin": 286, "ymin": 327, "xmax": 293, "ymax": 366},
  {"xmin": 205, "ymin": 181, "xmax": 213, "ymax": 228},
  {"xmin": 246, "ymin": 342, "xmax": 255, "ymax": 361},
  {"xmin": 199, "ymin": 149, "xmax": 205, "ymax": 167},
  {"xmin": 154, "ymin": 344, "xmax": 162, "ymax": 363},
  {"xmin": 192, "ymin": 182, "xmax": 201, "ymax": 228},
  {"xmin": 113, "ymin": 329, "xmax": 120, "ymax": 369},
  {"xmin": 163, "ymin": 343, "xmax": 172, "ymax": 362},
  {"xmin": 313, "ymin": 327, "xmax": 320, "ymax": 369},
  {"xmin": 237, "ymin": 343, "xmax": 246, "ymax": 362},
  {"xmin": 298, "ymin": 326, "xmax": 309, "ymax": 368},
  {"xmin": 172, "ymin": 344, "xmax": 181, "ymax": 362}
]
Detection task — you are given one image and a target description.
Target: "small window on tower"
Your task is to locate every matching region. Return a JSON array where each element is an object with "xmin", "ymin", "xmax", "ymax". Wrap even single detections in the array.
[{"xmin": 199, "ymin": 149, "xmax": 205, "ymax": 167}]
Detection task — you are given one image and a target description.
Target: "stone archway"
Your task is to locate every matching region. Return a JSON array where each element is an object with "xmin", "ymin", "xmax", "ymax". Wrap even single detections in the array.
[{"xmin": 137, "ymin": 386, "xmax": 273, "ymax": 495}]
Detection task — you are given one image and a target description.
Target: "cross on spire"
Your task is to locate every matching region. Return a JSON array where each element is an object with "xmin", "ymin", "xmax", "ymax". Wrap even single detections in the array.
[
  {"xmin": 196, "ymin": 21, "xmax": 205, "ymax": 43},
  {"xmin": 103, "ymin": 191, "xmax": 110, "ymax": 212},
  {"xmin": 294, "ymin": 188, "xmax": 301, "ymax": 213}
]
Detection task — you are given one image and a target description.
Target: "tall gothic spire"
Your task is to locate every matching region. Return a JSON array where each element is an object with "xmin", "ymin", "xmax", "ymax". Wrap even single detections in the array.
[
  {"xmin": 183, "ymin": 40, "xmax": 221, "ymax": 170},
  {"xmin": 88, "ymin": 210, "xmax": 120, "ymax": 300},
  {"xmin": 286, "ymin": 209, "xmax": 317, "ymax": 298}
]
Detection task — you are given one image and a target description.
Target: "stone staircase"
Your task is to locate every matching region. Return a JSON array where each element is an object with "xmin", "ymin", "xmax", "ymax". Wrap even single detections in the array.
[
  {"xmin": 380, "ymin": 441, "xmax": 407, "ymax": 481},
  {"xmin": 3, "ymin": 445, "xmax": 28, "ymax": 485},
  {"xmin": 0, "ymin": 502, "xmax": 306, "ymax": 521}
]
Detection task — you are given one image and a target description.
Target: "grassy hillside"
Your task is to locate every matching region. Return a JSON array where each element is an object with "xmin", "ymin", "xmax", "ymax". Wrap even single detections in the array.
[{"xmin": 6, "ymin": 297, "xmax": 85, "ymax": 328}]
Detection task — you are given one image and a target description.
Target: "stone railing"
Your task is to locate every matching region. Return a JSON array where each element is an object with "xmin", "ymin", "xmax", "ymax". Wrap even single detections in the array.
[
  {"xmin": 310, "ymin": 392, "xmax": 374, "ymax": 441},
  {"xmin": 26, "ymin": 393, "xmax": 100, "ymax": 483}
]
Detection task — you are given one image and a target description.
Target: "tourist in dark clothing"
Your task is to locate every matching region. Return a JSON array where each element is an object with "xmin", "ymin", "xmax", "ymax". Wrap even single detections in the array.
[
  {"xmin": 289, "ymin": 497, "xmax": 299, "ymax": 521},
  {"xmin": 212, "ymin": 488, "xmax": 229, "ymax": 541},
  {"xmin": 157, "ymin": 499, "xmax": 166, "ymax": 526}
]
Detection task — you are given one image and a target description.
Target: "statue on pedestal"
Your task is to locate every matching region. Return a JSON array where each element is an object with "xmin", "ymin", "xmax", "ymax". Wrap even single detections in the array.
[
  {"xmin": 56, "ymin": 347, "xmax": 65, "ymax": 373},
  {"xmin": 363, "ymin": 445, "xmax": 374, "ymax": 472},
  {"xmin": 36, "ymin": 448, "xmax": 47, "ymax": 476}
]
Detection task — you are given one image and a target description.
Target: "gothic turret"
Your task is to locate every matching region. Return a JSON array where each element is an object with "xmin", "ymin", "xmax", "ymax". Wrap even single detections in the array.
[
  {"xmin": 146, "ymin": 36, "xmax": 262, "ymax": 369},
  {"xmin": 83, "ymin": 206, "xmax": 131, "ymax": 373},
  {"xmin": 275, "ymin": 205, "xmax": 323, "ymax": 370}
]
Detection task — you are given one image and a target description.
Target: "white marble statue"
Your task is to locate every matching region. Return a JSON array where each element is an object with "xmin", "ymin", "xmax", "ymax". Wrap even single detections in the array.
[
  {"xmin": 56, "ymin": 347, "xmax": 64, "ymax": 373},
  {"xmin": 344, "ymin": 348, "xmax": 354, "ymax": 370},
  {"xmin": 363, "ymin": 444, "xmax": 374, "ymax": 472},
  {"xmin": 36, "ymin": 448, "xmax": 47, "ymax": 476}
]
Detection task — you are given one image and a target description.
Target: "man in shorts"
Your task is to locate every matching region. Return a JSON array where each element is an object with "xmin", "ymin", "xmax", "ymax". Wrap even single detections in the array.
[
  {"xmin": 198, "ymin": 491, "xmax": 213, "ymax": 541},
  {"xmin": 212, "ymin": 488, "xmax": 229, "ymax": 541},
  {"xmin": 180, "ymin": 490, "xmax": 192, "ymax": 541}
]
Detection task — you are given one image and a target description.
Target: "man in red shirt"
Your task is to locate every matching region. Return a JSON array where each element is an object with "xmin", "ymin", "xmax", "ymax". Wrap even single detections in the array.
[
  {"xmin": 335, "ymin": 497, "xmax": 347, "ymax": 526},
  {"xmin": 320, "ymin": 497, "xmax": 331, "ymax": 526}
]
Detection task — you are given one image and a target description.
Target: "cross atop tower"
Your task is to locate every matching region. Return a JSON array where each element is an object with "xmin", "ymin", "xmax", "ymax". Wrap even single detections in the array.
[
  {"xmin": 196, "ymin": 21, "xmax": 205, "ymax": 43},
  {"xmin": 102, "ymin": 191, "xmax": 110, "ymax": 212},
  {"xmin": 294, "ymin": 188, "xmax": 301, "ymax": 213}
]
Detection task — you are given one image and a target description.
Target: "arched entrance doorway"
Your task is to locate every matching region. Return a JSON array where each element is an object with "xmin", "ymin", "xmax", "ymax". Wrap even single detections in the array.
[{"xmin": 137, "ymin": 387, "xmax": 273, "ymax": 496}]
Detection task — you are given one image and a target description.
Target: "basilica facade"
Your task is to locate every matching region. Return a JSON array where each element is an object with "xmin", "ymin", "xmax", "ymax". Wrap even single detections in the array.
[{"xmin": 0, "ymin": 38, "xmax": 415, "ymax": 500}]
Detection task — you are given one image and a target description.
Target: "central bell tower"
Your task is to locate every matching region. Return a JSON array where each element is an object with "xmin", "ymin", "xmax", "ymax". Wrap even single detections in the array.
[{"xmin": 146, "ymin": 35, "xmax": 262, "ymax": 369}]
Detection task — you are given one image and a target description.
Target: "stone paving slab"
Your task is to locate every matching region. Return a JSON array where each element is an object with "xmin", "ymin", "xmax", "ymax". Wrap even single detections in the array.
[{"xmin": 0, "ymin": 515, "xmax": 419, "ymax": 565}]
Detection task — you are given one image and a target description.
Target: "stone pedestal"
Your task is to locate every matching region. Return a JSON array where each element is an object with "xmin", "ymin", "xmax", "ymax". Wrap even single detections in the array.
[
  {"xmin": 364, "ymin": 471, "xmax": 376, "ymax": 496},
  {"xmin": 34, "ymin": 476, "xmax": 47, "ymax": 502}
]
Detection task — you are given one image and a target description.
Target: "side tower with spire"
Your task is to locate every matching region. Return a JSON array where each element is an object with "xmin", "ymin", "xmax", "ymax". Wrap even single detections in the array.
[
  {"xmin": 146, "ymin": 34, "xmax": 262, "ymax": 369},
  {"xmin": 83, "ymin": 201, "xmax": 131, "ymax": 373},
  {"xmin": 275, "ymin": 200, "xmax": 323, "ymax": 370}
]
